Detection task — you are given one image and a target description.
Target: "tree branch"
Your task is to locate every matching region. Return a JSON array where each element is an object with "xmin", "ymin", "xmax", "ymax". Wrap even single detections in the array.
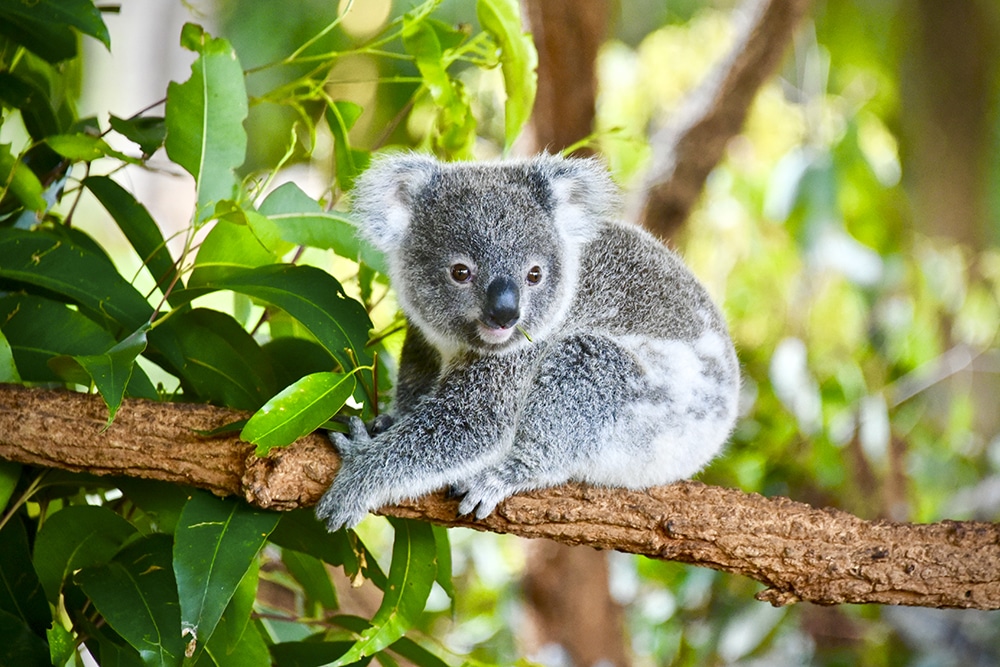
[
  {"xmin": 2, "ymin": 384, "xmax": 999, "ymax": 610},
  {"xmin": 634, "ymin": 0, "xmax": 812, "ymax": 239}
]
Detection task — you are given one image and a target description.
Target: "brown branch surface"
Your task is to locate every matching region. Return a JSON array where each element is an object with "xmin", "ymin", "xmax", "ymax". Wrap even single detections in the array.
[
  {"xmin": 2, "ymin": 385, "xmax": 999, "ymax": 610},
  {"xmin": 635, "ymin": 0, "xmax": 812, "ymax": 239}
]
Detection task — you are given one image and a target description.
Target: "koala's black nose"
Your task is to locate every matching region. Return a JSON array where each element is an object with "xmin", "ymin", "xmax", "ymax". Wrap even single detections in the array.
[{"xmin": 484, "ymin": 277, "xmax": 520, "ymax": 329}]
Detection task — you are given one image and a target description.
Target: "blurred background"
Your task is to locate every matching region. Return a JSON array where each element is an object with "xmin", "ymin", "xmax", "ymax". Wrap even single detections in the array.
[{"xmin": 70, "ymin": 0, "xmax": 1000, "ymax": 664}]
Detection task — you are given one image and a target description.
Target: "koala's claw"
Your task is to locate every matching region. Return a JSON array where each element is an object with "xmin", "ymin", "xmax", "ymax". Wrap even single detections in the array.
[
  {"xmin": 328, "ymin": 416, "xmax": 371, "ymax": 457},
  {"xmin": 368, "ymin": 413, "xmax": 395, "ymax": 435},
  {"xmin": 455, "ymin": 477, "xmax": 510, "ymax": 520}
]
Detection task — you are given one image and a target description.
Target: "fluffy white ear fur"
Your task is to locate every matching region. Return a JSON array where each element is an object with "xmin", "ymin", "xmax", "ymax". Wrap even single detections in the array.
[
  {"xmin": 350, "ymin": 153, "xmax": 438, "ymax": 253},
  {"xmin": 540, "ymin": 156, "xmax": 620, "ymax": 247}
]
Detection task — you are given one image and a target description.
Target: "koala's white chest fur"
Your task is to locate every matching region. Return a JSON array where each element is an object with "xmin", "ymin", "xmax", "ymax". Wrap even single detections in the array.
[{"xmin": 315, "ymin": 153, "xmax": 741, "ymax": 532}]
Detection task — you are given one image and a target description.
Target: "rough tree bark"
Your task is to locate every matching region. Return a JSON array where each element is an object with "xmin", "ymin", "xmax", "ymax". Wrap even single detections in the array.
[
  {"xmin": 633, "ymin": 0, "xmax": 813, "ymax": 240},
  {"xmin": 2, "ymin": 384, "xmax": 1000, "ymax": 611}
]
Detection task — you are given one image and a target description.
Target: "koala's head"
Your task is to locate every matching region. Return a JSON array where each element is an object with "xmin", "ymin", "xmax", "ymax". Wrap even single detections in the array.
[{"xmin": 351, "ymin": 154, "xmax": 619, "ymax": 355}]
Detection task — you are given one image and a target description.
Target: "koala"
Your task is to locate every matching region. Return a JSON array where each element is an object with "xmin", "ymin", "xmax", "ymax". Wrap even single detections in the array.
[{"xmin": 315, "ymin": 153, "xmax": 740, "ymax": 532}]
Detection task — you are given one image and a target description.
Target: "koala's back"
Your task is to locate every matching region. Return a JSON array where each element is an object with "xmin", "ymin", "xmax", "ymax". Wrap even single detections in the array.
[
  {"xmin": 570, "ymin": 220, "xmax": 727, "ymax": 341},
  {"xmin": 532, "ymin": 219, "xmax": 740, "ymax": 487}
]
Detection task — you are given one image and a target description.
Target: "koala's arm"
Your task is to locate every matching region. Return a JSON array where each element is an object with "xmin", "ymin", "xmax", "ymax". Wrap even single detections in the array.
[
  {"xmin": 316, "ymin": 349, "xmax": 533, "ymax": 531},
  {"xmin": 391, "ymin": 324, "xmax": 441, "ymax": 417}
]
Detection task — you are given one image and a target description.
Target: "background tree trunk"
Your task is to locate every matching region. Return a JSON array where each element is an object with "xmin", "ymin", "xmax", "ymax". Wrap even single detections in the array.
[{"xmin": 520, "ymin": 2, "xmax": 627, "ymax": 665}]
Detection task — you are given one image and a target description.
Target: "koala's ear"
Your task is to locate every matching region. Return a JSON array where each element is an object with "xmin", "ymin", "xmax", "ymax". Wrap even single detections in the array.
[
  {"xmin": 350, "ymin": 153, "xmax": 439, "ymax": 252},
  {"xmin": 537, "ymin": 156, "xmax": 621, "ymax": 245}
]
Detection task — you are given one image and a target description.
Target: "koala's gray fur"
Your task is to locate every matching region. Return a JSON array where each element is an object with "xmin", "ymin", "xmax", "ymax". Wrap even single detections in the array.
[{"xmin": 315, "ymin": 153, "xmax": 740, "ymax": 531}]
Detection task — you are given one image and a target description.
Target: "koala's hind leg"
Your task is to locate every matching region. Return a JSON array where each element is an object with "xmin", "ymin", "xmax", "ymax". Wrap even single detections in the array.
[{"xmin": 454, "ymin": 334, "xmax": 639, "ymax": 518}]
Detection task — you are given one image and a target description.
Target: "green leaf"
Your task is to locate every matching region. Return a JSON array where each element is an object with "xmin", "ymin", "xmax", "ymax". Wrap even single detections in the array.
[
  {"xmin": 219, "ymin": 558, "xmax": 258, "ymax": 652},
  {"xmin": 0, "ymin": 294, "xmax": 116, "ymax": 383},
  {"xmin": 261, "ymin": 337, "xmax": 338, "ymax": 390},
  {"xmin": 33, "ymin": 504, "xmax": 140, "ymax": 604},
  {"xmin": 85, "ymin": 175, "xmax": 182, "ymax": 301},
  {"xmin": 199, "ymin": 611, "xmax": 270, "ymax": 667},
  {"xmin": 0, "ymin": 143, "xmax": 46, "ymax": 211},
  {"xmin": 242, "ymin": 371, "xmax": 356, "ymax": 455},
  {"xmin": 0, "ymin": 329, "xmax": 20, "ymax": 383},
  {"xmin": 76, "ymin": 534, "xmax": 185, "ymax": 667},
  {"xmin": 0, "ymin": 0, "xmax": 109, "ymax": 63},
  {"xmin": 324, "ymin": 101, "xmax": 370, "ymax": 193},
  {"xmin": 0, "ymin": 460, "xmax": 20, "ymax": 512},
  {"xmin": 402, "ymin": 16, "xmax": 476, "ymax": 157},
  {"xmin": 329, "ymin": 518, "xmax": 437, "ymax": 666},
  {"xmin": 173, "ymin": 491, "xmax": 279, "ymax": 661},
  {"xmin": 188, "ymin": 219, "xmax": 279, "ymax": 286},
  {"xmin": 0, "ymin": 228, "xmax": 154, "ymax": 331},
  {"xmin": 47, "ymin": 621, "xmax": 77, "ymax": 667},
  {"xmin": 268, "ymin": 509, "xmax": 387, "ymax": 590},
  {"xmin": 268, "ymin": 637, "xmax": 356, "ymax": 667},
  {"xmin": 147, "ymin": 308, "xmax": 277, "ymax": 410},
  {"xmin": 183, "ymin": 264, "xmax": 373, "ymax": 387},
  {"xmin": 333, "ymin": 616, "xmax": 450, "ymax": 667},
  {"xmin": 110, "ymin": 115, "xmax": 167, "ymax": 155},
  {"xmin": 477, "ymin": 0, "xmax": 538, "ymax": 151},
  {"xmin": 431, "ymin": 525, "xmax": 455, "ymax": 610},
  {"xmin": 258, "ymin": 181, "xmax": 361, "ymax": 259},
  {"xmin": 46, "ymin": 133, "xmax": 139, "ymax": 164},
  {"xmin": 0, "ymin": 516, "xmax": 50, "ymax": 638},
  {"xmin": 0, "ymin": 73, "xmax": 61, "ymax": 140},
  {"xmin": 165, "ymin": 24, "xmax": 248, "ymax": 222},
  {"xmin": 282, "ymin": 548, "xmax": 339, "ymax": 614},
  {"xmin": 50, "ymin": 324, "xmax": 152, "ymax": 426},
  {"xmin": 0, "ymin": 609, "xmax": 50, "ymax": 667},
  {"xmin": 117, "ymin": 479, "xmax": 193, "ymax": 535}
]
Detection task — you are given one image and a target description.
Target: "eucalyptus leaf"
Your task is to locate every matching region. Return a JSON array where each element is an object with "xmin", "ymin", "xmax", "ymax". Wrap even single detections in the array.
[
  {"xmin": 329, "ymin": 518, "xmax": 437, "ymax": 666},
  {"xmin": 0, "ymin": 329, "xmax": 20, "ymax": 382},
  {"xmin": 282, "ymin": 548, "xmax": 339, "ymax": 614},
  {"xmin": 109, "ymin": 115, "xmax": 167, "ymax": 155},
  {"xmin": 242, "ymin": 371, "xmax": 356, "ymax": 455},
  {"xmin": 46, "ymin": 133, "xmax": 139, "ymax": 164},
  {"xmin": 0, "ymin": 609, "xmax": 50, "ymax": 667},
  {"xmin": 76, "ymin": 534, "xmax": 185, "ymax": 667},
  {"xmin": 0, "ymin": 143, "xmax": 46, "ymax": 211},
  {"xmin": 33, "ymin": 504, "xmax": 140, "ymax": 604},
  {"xmin": 258, "ymin": 181, "xmax": 361, "ymax": 259},
  {"xmin": 50, "ymin": 323, "xmax": 152, "ymax": 426},
  {"xmin": 165, "ymin": 24, "xmax": 248, "ymax": 222},
  {"xmin": 173, "ymin": 491, "xmax": 279, "ymax": 662},
  {"xmin": 0, "ymin": 0, "xmax": 109, "ymax": 63},
  {"xmin": 0, "ymin": 460, "xmax": 20, "ymax": 513},
  {"xmin": 0, "ymin": 228, "xmax": 154, "ymax": 331},
  {"xmin": 477, "ymin": 0, "xmax": 537, "ymax": 151},
  {"xmin": 188, "ymin": 219, "xmax": 278, "ymax": 286},
  {"xmin": 147, "ymin": 308, "xmax": 277, "ymax": 410},
  {"xmin": 84, "ymin": 175, "xmax": 181, "ymax": 299},
  {"xmin": 199, "ymin": 611, "xmax": 270, "ymax": 667},
  {"xmin": 0, "ymin": 516, "xmax": 50, "ymax": 638},
  {"xmin": 0, "ymin": 74, "xmax": 61, "ymax": 141},
  {"xmin": 325, "ymin": 101, "xmax": 370, "ymax": 193},
  {"xmin": 182, "ymin": 264, "xmax": 373, "ymax": 392},
  {"xmin": 269, "ymin": 509, "xmax": 387, "ymax": 590},
  {"xmin": 0, "ymin": 294, "xmax": 117, "ymax": 383}
]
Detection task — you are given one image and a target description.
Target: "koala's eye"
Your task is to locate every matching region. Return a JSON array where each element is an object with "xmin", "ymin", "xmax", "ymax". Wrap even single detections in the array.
[
  {"xmin": 450, "ymin": 264, "xmax": 473, "ymax": 283},
  {"xmin": 526, "ymin": 266, "xmax": 543, "ymax": 285}
]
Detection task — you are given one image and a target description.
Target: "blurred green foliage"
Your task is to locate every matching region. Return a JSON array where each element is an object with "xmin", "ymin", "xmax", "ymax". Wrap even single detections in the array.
[{"xmin": 2, "ymin": 0, "xmax": 1000, "ymax": 665}]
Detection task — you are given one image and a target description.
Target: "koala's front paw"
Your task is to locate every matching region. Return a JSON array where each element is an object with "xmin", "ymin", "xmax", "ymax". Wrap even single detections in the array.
[
  {"xmin": 315, "ymin": 475, "xmax": 370, "ymax": 533},
  {"xmin": 327, "ymin": 416, "xmax": 372, "ymax": 458}
]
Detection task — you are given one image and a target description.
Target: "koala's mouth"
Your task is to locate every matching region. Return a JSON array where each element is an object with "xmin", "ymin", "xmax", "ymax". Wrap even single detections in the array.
[{"xmin": 476, "ymin": 321, "xmax": 516, "ymax": 345}]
